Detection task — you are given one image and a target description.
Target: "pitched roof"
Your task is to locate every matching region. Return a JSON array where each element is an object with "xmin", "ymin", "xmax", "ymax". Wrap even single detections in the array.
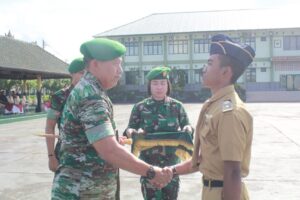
[
  {"xmin": 0, "ymin": 36, "xmax": 69, "ymax": 80},
  {"xmin": 95, "ymin": 8, "xmax": 300, "ymax": 37}
]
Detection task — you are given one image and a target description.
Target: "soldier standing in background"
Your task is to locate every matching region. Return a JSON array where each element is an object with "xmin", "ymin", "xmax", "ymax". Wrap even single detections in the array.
[
  {"xmin": 45, "ymin": 58, "xmax": 85, "ymax": 172},
  {"xmin": 124, "ymin": 66, "xmax": 193, "ymax": 200}
]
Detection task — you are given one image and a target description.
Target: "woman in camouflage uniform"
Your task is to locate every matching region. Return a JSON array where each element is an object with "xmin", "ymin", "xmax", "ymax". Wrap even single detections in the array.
[{"xmin": 124, "ymin": 66, "xmax": 193, "ymax": 200}]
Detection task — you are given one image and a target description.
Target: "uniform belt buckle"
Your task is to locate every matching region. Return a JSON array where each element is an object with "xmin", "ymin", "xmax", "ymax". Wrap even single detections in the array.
[
  {"xmin": 208, "ymin": 179, "xmax": 212, "ymax": 188},
  {"xmin": 202, "ymin": 177, "xmax": 212, "ymax": 189}
]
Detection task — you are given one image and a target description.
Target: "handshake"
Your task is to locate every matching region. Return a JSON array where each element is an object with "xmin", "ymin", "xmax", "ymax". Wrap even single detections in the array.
[{"xmin": 146, "ymin": 165, "xmax": 177, "ymax": 188}]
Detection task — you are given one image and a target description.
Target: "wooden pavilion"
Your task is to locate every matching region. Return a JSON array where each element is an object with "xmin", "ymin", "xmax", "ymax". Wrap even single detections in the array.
[{"xmin": 0, "ymin": 35, "xmax": 70, "ymax": 112}]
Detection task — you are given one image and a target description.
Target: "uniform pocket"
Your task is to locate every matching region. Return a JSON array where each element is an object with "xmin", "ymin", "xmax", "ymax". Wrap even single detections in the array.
[
  {"xmin": 200, "ymin": 122, "xmax": 217, "ymax": 145},
  {"xmin": 141, "ymin": 111, "xmax": 154, "ymax": 130},
  {"xmin": 201, "ymin": 125, "xmax": 210, "ymax": 138}
]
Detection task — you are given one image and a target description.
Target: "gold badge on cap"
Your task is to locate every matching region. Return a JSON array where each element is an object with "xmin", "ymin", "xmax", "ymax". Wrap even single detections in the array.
[{"xmin": 222, "ymin": 100, "xmax": 233, "ymax": 112}]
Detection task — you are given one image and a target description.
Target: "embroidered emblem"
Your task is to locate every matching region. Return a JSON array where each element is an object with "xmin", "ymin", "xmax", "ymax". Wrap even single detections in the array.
[{"xmin": 222, "ymin": 100, "xmax": 233, "ymax": 112}]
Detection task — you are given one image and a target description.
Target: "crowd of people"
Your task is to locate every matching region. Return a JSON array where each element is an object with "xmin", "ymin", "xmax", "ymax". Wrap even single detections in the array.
[
  {"xmin": 44, "ymin": 34, "xmax": 255, "ymax": 200},
  {"xmin": 0, "ymin": 90, "xmax": 27, "ymax": 114}
]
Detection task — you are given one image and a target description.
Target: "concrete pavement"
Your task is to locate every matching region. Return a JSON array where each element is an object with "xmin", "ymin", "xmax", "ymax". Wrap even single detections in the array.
[{"xmin": 0, "ymin": 103, "xmax": 299, "ymax": 200}]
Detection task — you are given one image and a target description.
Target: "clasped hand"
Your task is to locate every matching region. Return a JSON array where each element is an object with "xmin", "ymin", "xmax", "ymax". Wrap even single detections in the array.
[{"xmin": 149, "ymin": 166, "xmax": 173, "ymax": 189}]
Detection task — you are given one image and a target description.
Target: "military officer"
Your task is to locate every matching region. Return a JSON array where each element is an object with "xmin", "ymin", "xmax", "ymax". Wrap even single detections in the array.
[
  {"xmin": 45, "ymin": 57, "xmax": 85, "ymax": 172},
  {"xmin": 170, "ymin": 34, "xmax": 255, "ymax": 200},
  {"xmin": 124, "ymin": 66, "xmax": 193, "ymax": 200},
  {"xmin": 51, "ymin": 38, "xmax": 173, "ymax": 200}
]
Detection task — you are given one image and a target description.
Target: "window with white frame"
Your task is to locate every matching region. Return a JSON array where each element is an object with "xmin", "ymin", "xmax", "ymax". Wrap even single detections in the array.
[
  {"xmin": 143, "ymin": 41, "xmax": 163, "ymax": 55},
  {"xmin": 125, "ymin": 71, "xmax": 139, "ymax": 84},
  {"xmin": 124, "ymin": 41, "xmax": 139, "ymax": 56},
  {"xmin": 246, "ymin": 68, "xmax": 256, "ymax": 82},
  {"xmin": 244, "ymin": 37, "xmax": 256, "ymax": 50},
  {"xmin": 168, "ymin": 40, "xmax": 188, "ymax": 54},
  {"xmin": 194, "ymin": 69, "xmax": 202, "ymax": 83},
  {"xmin": 194, "ymin": 39, "xmax": 210, "ymax": 53},
  {"xmin": 283, "ymin": 36, "xmax": 300, "ymax": 50}
]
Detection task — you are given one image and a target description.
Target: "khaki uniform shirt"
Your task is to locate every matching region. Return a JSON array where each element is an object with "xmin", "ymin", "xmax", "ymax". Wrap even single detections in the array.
[{"xmin": 192, "ymin": 85, "xmax": 253, "ymax": 180}]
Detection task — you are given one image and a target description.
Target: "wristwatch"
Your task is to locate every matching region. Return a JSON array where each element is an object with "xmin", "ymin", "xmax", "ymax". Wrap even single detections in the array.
[
  {"xmin": 146, "ymin": 166, "xmax": 156, "ymax": 180},
  {"xmin": 172, "ymin": 166, "xmax": 178, "ymax": 177}
]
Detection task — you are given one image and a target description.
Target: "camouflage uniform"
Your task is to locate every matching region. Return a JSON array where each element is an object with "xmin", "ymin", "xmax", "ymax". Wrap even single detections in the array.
[
  {"xmin": 48, "ymin": 85, "xmax": 73, "ymax": 160},
  {"xmin": 51, "ymin": 72, "xmax": 118, "ymax": 200},
  {"xmin": 126, "ymin": 97, "xmax": 191, "ymax": 200}
]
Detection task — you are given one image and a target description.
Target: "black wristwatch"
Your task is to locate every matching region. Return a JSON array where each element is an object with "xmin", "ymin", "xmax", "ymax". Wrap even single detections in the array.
[
  {"xmin": 146, "ymin": 166, "xmax": 156, "ymax": 180},
  {"xmin": 172, "ymin": 166, "xmax": 178, "ymax": 177}
]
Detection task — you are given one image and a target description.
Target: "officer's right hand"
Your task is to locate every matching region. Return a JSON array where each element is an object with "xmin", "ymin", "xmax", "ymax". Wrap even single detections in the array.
[
  {"xmin": 149, "ymin": 166, "xmax": 173, "ymax": 188},
  {"xmin": 48, "ymin": 156, "xmax": 59, "ymax": 172}
]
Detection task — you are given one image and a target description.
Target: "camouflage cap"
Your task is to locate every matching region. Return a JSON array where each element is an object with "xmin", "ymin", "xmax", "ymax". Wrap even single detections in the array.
[
  {"xmin": 146, "ymin": 66, "xmax": 171, "ymax": 80},
  {"xmin": 80, "ymin": 38, "xmax": 126, "ymax": 61},
  {"xmin": 68, "ymin": 57, "xmax": 85, "ymax": 74}
]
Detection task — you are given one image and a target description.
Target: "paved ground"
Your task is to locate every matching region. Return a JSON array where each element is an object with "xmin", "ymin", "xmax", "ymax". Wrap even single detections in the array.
[{"xmin": 0, "ymin": 103, "xmax": 299, "ymax": 200}]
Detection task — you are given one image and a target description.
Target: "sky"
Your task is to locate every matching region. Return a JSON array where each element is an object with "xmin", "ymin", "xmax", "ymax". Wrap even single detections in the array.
[{"xmin": 0, "ymin": 0, "xmax": 299, "ymax": 63}]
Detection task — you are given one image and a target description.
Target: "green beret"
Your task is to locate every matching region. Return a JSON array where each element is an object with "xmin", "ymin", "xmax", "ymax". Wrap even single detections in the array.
[
  {"xmin": 80, "ymin": 38, "xmax": 126, "ymax": 61},
  {"xmin": 68, "ymin": 57, "xmax": 85, "ymax": 74},
  {"xmin": 146, "ymin": 66, "xmax": 171, "ymax": 80}
]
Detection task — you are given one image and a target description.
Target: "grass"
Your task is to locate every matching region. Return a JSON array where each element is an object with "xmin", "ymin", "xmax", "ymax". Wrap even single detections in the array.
[{"xmin": 0, "ymin": 112, "xmax": 46, "ymax": 124}]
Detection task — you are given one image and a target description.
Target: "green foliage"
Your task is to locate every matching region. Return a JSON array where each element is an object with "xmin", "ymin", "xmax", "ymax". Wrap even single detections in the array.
[
  {"xmin": 234, "ymin": 84, "xmax": 246, "ymax": 101},
  {"xmin": 107, "ymin": 83, "xmax": 211, "ymax": 103},
  {"xmin": 43, "ymin": 95, "xmax": 51, "ymax": 102},
  {"xmin": 0, "ymin": 79, "xmax": 22, "ymax": 92},
  {"xmin": 170, "ymin": 68, "xmax": 186, "ymax": 90},
  {"xmin": 107, "ymin": 84, "xmax": 146, "ymax": 103},
  {"xmin": 42, "ymin": 79, "xmax": 70, "ymax": 93},
  {"xmin": 27, "ymin": 95, "xmax": 37, "ymax": 105},
  {"xmin": 0, "ymin": 78, "xmax": 70, "ymax": 94}
]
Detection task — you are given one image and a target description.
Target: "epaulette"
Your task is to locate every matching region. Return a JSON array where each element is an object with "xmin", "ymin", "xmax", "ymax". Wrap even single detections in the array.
[{"xmin": 222, "ymin": 100, "xmax": 233, "ymax": 112}]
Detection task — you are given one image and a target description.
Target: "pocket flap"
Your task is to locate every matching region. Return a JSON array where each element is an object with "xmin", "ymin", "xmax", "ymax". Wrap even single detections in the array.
[{"xmin": 201, "ymin": 125, "xmax": 210, "ymax": 137}]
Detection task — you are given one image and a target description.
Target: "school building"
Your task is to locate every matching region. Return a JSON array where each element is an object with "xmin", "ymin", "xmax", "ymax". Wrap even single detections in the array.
[{"xmin": 95, "ymin": 9, "xmax": 300, "ymax": 102}]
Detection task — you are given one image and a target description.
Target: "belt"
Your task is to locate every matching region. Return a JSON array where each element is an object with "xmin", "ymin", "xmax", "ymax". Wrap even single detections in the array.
[{"xmin": 202, "ymin": 177, "xmax": 223, "ymax": 188}]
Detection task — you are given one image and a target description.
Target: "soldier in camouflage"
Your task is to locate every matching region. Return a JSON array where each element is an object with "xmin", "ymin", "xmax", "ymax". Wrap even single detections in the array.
[
  {"xmin": 124, "ymin": 66, "xmax": 193, "ymax": 200},
  {"xmin": 51, "ymin": 39, "xmax": 174, "ymax": 200},
  {"xmin": 45, "ymin": 58, "xmax": 85, "ymax": 172}
]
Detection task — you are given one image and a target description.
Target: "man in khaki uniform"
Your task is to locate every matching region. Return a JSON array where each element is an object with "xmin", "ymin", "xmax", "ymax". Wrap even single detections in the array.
[{"xmin": 170, "ymin": 34, "xmax": 255, "ymax": 200}]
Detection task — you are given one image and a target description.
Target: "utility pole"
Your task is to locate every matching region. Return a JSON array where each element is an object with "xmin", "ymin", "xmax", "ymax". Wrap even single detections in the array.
[{"xmin": 42, "ymin": 40, "xmax": 46, "ymax": 49}]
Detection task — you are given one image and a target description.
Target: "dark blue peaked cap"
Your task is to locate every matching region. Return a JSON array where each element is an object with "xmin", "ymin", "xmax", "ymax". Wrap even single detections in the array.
[{"xmin": 210, "ymin": 34, "xmax": 255, "ymax": 68}]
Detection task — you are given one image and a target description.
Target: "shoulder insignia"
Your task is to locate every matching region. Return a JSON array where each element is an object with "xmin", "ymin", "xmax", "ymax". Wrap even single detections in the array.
[{"xmin": 222, "ymin": 100, "xmax": 233, "ymax": 112}]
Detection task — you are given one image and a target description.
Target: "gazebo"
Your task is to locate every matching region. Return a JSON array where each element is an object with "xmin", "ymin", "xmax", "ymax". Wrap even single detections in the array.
[{"xmin": 0, "ymin": 35, "xmax": 70, "ymax": 112}]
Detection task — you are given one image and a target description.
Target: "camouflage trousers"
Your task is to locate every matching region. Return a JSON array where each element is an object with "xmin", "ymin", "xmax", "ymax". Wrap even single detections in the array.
[
  {"xmin": 51, "ymin": 167, "xmax": 117, "ymax": 200},
  {"xmin": 140, "ymin": 176, "xmax": 180, "ymax": 200}
]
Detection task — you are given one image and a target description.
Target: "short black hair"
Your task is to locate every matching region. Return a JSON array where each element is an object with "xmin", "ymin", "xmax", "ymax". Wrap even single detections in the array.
[
  {"xmin": 218, "ymin": 54, "xmax": 246, "ymax": 83},
  {"xmin": 147, "ymin": 79, "xmax": 172, "ymax": 96}
]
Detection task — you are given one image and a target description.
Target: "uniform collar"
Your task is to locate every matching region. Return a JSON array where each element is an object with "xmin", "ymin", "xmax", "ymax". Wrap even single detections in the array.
[
  {"xmin": 207, "ymin": 85, "xmax": 235, "ymax": 103},
  {"xmin": 148, "ymin": 96, "xmax": 171, "ymax": 105},
  {"xmin": 83, "ymin": 71, "xmax": 105, "ymax": 91}
]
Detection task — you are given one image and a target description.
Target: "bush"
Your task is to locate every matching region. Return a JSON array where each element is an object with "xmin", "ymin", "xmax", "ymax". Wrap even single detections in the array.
[
  {"xmin": 107, "ymin": 85, "xmax": 146, "ymax": 103},
  {"xmin": 234, "ymin": 84, "xmax": 246, "ymax": 101},
  {"xmin": 107, "ymin": 84, "xmax": 212, "ymax": 103}
]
